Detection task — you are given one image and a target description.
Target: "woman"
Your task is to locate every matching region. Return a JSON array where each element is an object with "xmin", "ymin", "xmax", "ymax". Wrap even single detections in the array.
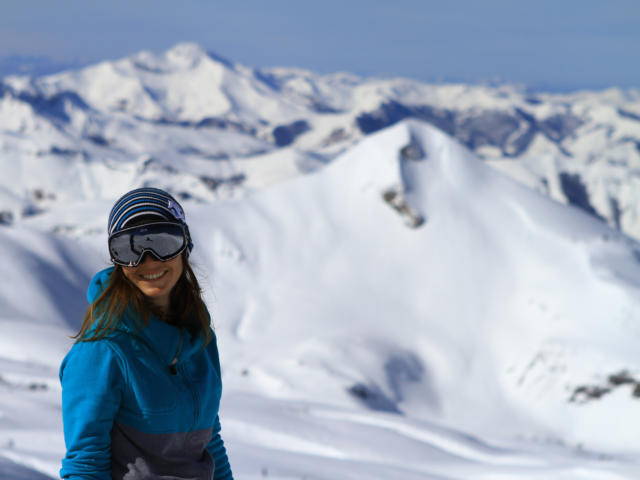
[{"xmin": 60, "ymin": 187, "xmax": 234, "ymax": 480}]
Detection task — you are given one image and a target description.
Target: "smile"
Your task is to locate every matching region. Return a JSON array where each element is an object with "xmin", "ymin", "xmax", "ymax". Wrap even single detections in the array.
[{"xmin": 140, "ymin": 271, "xmax": 167, "ymax": 280}]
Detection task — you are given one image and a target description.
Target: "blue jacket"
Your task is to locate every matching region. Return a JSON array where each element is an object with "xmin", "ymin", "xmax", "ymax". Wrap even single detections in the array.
[{"xmin": 60, "ymin": 267, "xmax": 233, "ymax": 480}]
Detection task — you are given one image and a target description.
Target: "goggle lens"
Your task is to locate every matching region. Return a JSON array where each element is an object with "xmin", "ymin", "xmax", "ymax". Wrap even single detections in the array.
[{"xmin": 108, "ymin": 223, "xmax": 187, "ymax": 266}]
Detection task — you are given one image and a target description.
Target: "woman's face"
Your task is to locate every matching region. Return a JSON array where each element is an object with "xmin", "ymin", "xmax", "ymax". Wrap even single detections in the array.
[{"xmin": 122, "ymin": 253, "xmax": 183, "ymax": 312}]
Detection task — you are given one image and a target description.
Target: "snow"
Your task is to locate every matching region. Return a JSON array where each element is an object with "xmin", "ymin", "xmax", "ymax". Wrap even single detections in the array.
[{"xmin": 2, "ymin": 117, "xmax": 640, "ymax": 478}]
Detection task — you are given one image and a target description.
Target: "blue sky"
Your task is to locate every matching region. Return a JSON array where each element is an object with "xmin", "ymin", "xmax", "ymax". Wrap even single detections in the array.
[{"xmin": 1, "ymin": 0, "xmax": 639, "ymax": 91}]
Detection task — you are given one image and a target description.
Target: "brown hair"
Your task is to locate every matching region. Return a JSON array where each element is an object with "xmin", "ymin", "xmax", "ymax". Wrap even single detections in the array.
[{"xmin": 74, "ymin": 253, "xmax": 212, "ymax": 345}]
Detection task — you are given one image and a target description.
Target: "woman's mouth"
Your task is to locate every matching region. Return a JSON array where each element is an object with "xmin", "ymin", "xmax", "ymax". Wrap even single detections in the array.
[{"xmin": 140, "ymin": 270, "xmax": 167, "ymax": 281}]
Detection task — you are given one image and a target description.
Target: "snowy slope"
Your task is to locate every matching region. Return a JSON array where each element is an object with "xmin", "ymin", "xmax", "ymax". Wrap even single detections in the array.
[
  {"xmin": 2, "ymin": 120, "xmax": 640, "ymax": 478},
  {"xmin": 1, "ymin": 43, "xmax": 639, "ymax": 238},
  {"xmin": 194, "ymin": 120, "xmax": 640, "ymax": 451}
]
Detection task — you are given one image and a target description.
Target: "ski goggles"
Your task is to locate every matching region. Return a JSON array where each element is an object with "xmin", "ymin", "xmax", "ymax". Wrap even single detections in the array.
[{"xmin": 108, "ymin": 222, "xmax": 188, "ymax": 267}]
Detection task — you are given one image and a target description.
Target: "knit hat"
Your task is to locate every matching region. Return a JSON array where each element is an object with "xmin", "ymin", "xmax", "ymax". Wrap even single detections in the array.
[{"xmin": 108, "ymin": 187, "xmax": 193, "ymax": 251}]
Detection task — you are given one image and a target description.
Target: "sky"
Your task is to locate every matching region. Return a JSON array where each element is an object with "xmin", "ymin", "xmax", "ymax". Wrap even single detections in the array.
[{"xmin": 1, "ymin": 0, "xmax": 639, "ymax": 91}]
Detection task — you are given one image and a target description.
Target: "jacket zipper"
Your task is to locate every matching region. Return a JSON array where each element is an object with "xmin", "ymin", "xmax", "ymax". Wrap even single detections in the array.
[
  {"xmin": 179, "ymin": 363, "xmax": 200, "ymax": 430},
  {"xmin": 169, "ymin": 331, "xmax": 198, "ymax": 428},
  {"xmin": 128, "ymin": 327, "xmax": 199, "ymax": 427},
  {"xmin": 169, "ymin": 330, "xmax": 184, "ymax": 375}
]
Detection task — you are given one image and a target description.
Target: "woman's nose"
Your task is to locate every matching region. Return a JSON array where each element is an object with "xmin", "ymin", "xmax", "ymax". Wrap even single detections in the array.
[{"xmin": 139, "ymin": 252, "xmax": 161, "ymax": 265}]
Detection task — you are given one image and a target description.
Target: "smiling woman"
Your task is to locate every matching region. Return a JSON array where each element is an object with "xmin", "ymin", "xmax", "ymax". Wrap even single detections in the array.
[
  {"xmin": 59, "ymin": 187, "xmax": 234, "ymax": 480},
  {"xmin": 122, "ymin": 254, "xmax": 184, "ymax": 312}
]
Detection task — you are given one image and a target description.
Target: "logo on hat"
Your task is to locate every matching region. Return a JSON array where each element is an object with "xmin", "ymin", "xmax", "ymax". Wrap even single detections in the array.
[{"xmin": 167, "ymin": 199, "xmax": 185, "ymax": 222}]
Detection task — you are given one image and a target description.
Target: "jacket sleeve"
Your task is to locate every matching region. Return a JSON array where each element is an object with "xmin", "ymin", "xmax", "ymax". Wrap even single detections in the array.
[
  {"xmin": 59, "ymin": 340, "xmax": 125, "ymax": 480},
  {"xmin": 206, "ymin": 415, "xmax": 233, "ymax": 480},
  {"xmin": 205, "ymin": 330, "xmax": 233, "ymax": 480}
]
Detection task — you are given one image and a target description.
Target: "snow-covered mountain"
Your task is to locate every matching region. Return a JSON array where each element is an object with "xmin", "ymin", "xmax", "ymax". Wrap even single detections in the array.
[
  {"xmin": 1, "ymin": 43, "xmax": 640, "ymax": 237},
  {"xmin": 2, "ymin": 118, "xmax": 640, "ymax": 479}
]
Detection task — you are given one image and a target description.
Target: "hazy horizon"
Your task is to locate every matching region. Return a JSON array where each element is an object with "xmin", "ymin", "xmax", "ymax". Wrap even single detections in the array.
[{"xmin": 2, "ymin": 0, "xmax": 639, "ymax": 92}]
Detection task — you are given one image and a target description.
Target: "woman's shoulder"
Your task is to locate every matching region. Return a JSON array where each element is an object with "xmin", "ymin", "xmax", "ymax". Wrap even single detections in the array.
[
  {"xmin": 61, "ymin": 333, "xmax": 129, "ymax": 373},
  {"xmin": 202, "ymin": 329, "xmax": 222, "ymax": 375},
  {"xmin": 59, "ymin": 336, "xmax": 130, "ymax": 394}
]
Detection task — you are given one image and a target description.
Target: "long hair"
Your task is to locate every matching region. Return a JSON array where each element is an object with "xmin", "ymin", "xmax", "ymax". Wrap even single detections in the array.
[{"xmin": 74, "ymin": 252, "xmax": 212, "ymax": 346}]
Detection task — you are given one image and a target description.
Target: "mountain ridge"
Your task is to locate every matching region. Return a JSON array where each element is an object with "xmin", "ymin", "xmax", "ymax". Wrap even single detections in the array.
[{"xmin": 1, "ymin": 42, "xmax": 640, "ymax": 240}]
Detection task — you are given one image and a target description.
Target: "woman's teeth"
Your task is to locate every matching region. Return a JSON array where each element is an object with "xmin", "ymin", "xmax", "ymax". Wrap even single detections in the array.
[{"xmin": 141, "ymin": 271, "xmax": 165, "ymax": 280}]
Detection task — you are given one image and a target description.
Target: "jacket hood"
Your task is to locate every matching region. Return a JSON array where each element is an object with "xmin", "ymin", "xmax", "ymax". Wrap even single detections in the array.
[{"xmin": 87, "ymin": 267, "xmax": 115, "ymax": 304}]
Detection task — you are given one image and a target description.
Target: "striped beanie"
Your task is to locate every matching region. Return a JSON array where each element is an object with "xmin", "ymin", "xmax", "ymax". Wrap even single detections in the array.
[{"xmin": 108, "ymin": 187, "xmax": 192, "ymax": 250}]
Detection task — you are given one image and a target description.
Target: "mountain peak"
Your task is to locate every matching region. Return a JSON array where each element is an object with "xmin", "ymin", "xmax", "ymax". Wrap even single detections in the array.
[
  {"xmin": 123, "ymin": 43, "xmax": 229, "ymax": 75},
  {"xmin": 166, "ymin": 42, "xmax": 208, "ymax": 65},
  {"xmin": 163, "ymin": 43, "xmax": 235, "ymax": 71}
]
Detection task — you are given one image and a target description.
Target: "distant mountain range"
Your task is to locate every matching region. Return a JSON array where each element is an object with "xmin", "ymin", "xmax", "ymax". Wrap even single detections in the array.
[
  {"xmin": 0, "ymin": 54, "xmax": 87, "ymax": 77},
  {"xmin": 1, "ymin": 43, "xmax": 639, "ymax": 238}
]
